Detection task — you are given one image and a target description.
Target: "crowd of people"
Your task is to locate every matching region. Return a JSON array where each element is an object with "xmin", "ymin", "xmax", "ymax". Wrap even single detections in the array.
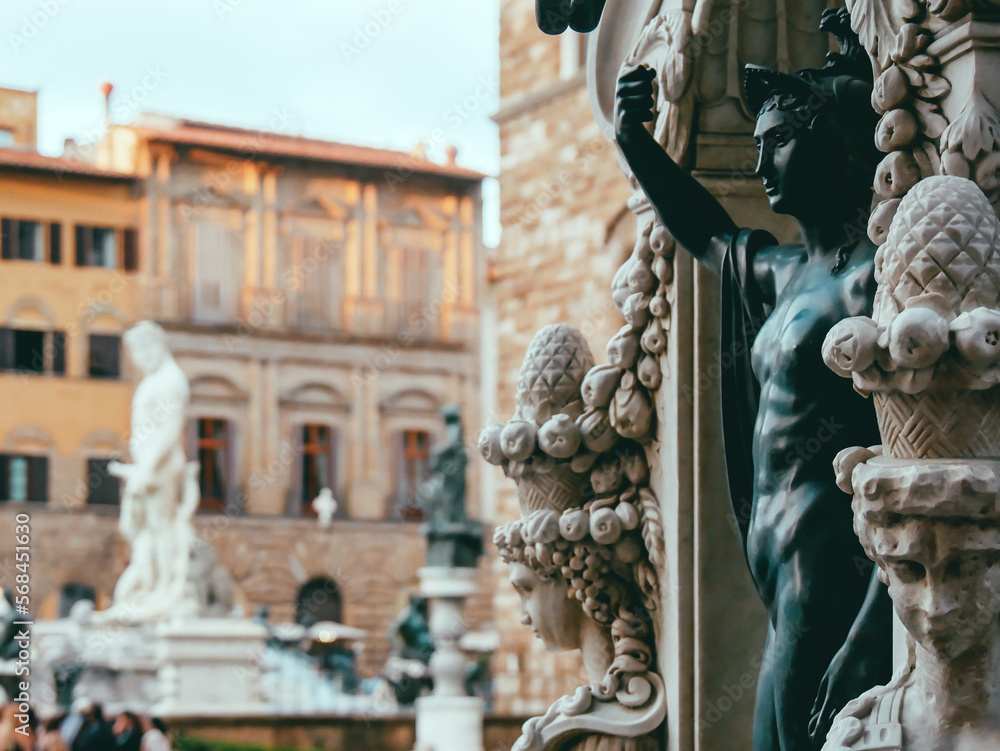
[{"xmin": 0, "ymin": 699, "xmax": 172, "ymax": 751}]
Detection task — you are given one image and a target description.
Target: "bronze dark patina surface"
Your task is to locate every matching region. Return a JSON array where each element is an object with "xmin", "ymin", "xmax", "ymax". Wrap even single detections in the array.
[{"xmin": 614, "ymin": 9, "xmax": 891, "ymax": 750}]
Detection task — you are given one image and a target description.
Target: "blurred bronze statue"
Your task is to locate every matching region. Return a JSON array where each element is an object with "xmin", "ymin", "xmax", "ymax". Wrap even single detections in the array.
[
  {"xmin": 615, "ymin": 9, "xmax": 890, "ymax": 750},
  {"xmin": 421, "ymin": 404, "xmax": 483, "ymax": 568}
]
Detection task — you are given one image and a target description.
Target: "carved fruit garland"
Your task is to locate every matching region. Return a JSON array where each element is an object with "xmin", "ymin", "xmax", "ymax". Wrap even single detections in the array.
[
  {"xmin": 603, "ymin": 6, "xmax": 697, "ymax": 442},
  {"xmin": 856, "ymin": 0, "xmax": 1000, "ymax": 240}
]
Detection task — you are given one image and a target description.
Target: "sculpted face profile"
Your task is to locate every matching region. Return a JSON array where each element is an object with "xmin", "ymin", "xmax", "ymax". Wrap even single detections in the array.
[
  {"xmin": 509, "ymin": 561, "xmax": 584, "ymax": 652},
  {"xmin": 616, "ymin": 8, "xmax": 889, "ymax": 749}
]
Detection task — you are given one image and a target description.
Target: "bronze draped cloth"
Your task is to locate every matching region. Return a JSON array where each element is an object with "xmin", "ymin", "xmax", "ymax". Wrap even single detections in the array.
[{"xmin": 719, "ymin": 227, "xmax": 777, "ymax": 565}]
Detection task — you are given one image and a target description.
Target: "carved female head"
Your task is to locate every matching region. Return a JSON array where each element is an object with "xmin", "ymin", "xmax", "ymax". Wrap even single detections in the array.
[
  {"xmin": 852, "ymin": 459, "xmax": 1000, "ymax": 662},
  {"xmin": 874, "ymin": 520, "xmax": 1000, "ymax": 660}
]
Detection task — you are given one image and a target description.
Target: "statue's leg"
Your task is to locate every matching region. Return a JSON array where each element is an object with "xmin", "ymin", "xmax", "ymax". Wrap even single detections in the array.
[
  {"xmin": 752, "ymin": 623, "xmax": 780, "ymax": 751},
  {"xmin": 771, "ymin": 548, "xmax": 863, "ymax": 751},
  {"xmin": 149, "ymin": 476, "xmax": 185, "ymax": 605}
]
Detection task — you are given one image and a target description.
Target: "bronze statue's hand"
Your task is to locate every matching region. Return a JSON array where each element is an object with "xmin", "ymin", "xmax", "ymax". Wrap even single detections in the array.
[
  {"xmin": 615, "ymin": 65, "xmax": 656, "ymax": 145},
  {"xmin": 808, "ymin": 641, "xmax": 887, "ymax": 745}
]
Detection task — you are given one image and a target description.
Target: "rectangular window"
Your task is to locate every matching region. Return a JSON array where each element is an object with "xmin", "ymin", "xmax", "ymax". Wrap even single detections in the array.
[
  {"xmin": 88, "ymin": 334, "xmax": 121, "ymax": 379},
  {"xmin": 86, "ymin": 458, "xmax": 120, "ymax": 505},
  {"xmin": 197, "ymin": 418, "xmax": 229, "ymax": 512},
  {"xmin": 0, "ymin": 129, "xmax": 13, "ymax": 148},
  {"xmin": 74, "ymin": 225, "xmax": 118, "ymax": 268},
  {"xmin": 1, "ymin": 219, "xmax": 44, "ymax": 262},
  {"xmin": 0, "ymin": 328, "xmax": 66, "ymax": 376},
  {"xmin": 396, "ymin": 429, "xmax": 431, "ymax": 521},
  {"xmin": 0, "ymin": 454, "xmax": 48, "ymax": 503},
  {"xmin": 301, "ymin": 424, "xmax": 334, "ymax": 514},
  {"xmin": 49, "ymin": 222, "xmax": 61, "ymax": 265}
]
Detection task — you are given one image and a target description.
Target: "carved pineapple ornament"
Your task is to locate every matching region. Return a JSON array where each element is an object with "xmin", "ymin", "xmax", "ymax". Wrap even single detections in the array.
[{"xmin": 823, "ymin": 175, "xmax": 1000, "ymax": 458}]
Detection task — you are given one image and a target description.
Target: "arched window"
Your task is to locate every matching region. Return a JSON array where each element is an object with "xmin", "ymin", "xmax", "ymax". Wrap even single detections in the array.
[
  {"xmin": 294, "ymin": 577, "xmax": 342, "ymax": 626},
  {"xmin": 58, "ymin": 583, "xmax": 96, "ymax": 618}
]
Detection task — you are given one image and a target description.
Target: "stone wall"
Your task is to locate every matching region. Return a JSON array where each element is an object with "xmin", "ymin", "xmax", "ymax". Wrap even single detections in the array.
[{"xmin": 169, "ymin": 713, "xmax": 527, "ymax": 751}]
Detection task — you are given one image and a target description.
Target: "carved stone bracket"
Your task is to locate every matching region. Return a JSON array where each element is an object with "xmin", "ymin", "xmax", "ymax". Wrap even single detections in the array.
[
  {"xmin": 513, "ymin": 672, "xmax": 666, "ymax": 751},
  {"xmin": 483, "ymin": 325, "xmax": 666, "ymax": 749}
]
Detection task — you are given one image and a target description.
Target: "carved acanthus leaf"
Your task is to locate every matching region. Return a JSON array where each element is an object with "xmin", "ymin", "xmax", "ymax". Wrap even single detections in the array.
[
  {"xmin": 940, "ymin": 91, "xmax": 1000, "ymax": 163},
  {"xmin": 845, "ymin": 0, "xmax": 922, "ymax": 71}
]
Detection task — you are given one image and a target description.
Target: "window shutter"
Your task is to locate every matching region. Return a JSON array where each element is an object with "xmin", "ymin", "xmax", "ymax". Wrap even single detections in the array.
[
  {"xmin": 289, "ymin": 425, "xmax": 304, "ymax": 517},
  {"xmin": 0, "ymin": 328, "xmax": 13, "ymax": 371},
  {"xmin": 49, "ymin": 223, "xmax": 61, "ymax": 265},
  {"xmin": 1, "ymin": 219, "xmax": 12, "ymax": 260},
  {"xmin": 51, "ymin": 332, "xmax": 66, "ymax": 375},
  {"xmin": 28, "ymin": 456, "xmax": 48, "ymax": 503},
  {"xmin": 74, "ymin": 225, "xmax": 86, "ymax": 266},
  {"xmin": 0, "ymin": 455, "xmax": 8, "ymax": 501},
  {"xmin": 123, "ymin": 228, "xmax": 138, "ymax": 272},
  {"xmin": 225, "ymin": 419, "xmax": 241, "ymax": 515},
  {"xmin": 330, "ymin": 427, "xmax": 341, "ymax": 516},
  {"xmin": 392, "ymin": 431, "xmax": 405, "ymax": 519}
]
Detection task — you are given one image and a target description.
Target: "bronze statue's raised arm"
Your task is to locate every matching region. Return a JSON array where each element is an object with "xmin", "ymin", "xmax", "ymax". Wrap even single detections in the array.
[{"xmin": 615, "ymin": 66, "xmax": 737, "ymax": 277}]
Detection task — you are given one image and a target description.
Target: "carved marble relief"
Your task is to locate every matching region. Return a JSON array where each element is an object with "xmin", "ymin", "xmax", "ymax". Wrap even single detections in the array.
[
  {"xmin": 483, "ymin": 324, "xmax": 665, "ymax": 750},
  {"xmin": 820, "ymin": 4, "xmax": 1000, "ymax": 747}
]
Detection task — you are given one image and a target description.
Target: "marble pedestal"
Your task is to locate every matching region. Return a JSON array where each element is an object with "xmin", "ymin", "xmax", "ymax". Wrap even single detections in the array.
[
  {"xmin": 414, "ymin": 566, "xmax": 484, "ymax": 751},
  {"xmin": 33, "ymin": 617, "xmax": 267, "ymax": 716},
  {"xmin": 155, "ymin": 618, "xmax": 268, "ymax": 716}
]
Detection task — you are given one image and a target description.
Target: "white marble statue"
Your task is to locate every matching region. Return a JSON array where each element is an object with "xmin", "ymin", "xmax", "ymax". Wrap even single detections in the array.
[
  {"xmin": 105, "ymin": 321, "xmax": 200, "ymax": 621},
  {"xmin": 312, "ymin": 487, "xmax": 338, "ymax": 528}
]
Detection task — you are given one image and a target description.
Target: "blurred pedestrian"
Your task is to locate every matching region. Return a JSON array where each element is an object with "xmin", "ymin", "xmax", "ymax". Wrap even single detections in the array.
[
  {"xmin": 111, "ymin": 712, "xmax": 141, "ymax": 751},
  {"xmin": 72, "ymin": 703, "xmax": 111, "ymax": 751},
  {"xmin": 36, "ymin": 714, "xmax": 68, "ymax": 751},
  {"xmin": 139, "ymin": 717, "xmax": 170, "ymax": 751}
]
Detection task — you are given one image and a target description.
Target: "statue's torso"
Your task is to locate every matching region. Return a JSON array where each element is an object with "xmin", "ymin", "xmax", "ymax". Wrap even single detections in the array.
[
  {"xmin": 745, "ymin": 243, "xmax": 880, "ymax": 600},
  {"xmin": 129, "ymin": 362, "xmax": 190, "ymax": 464}
]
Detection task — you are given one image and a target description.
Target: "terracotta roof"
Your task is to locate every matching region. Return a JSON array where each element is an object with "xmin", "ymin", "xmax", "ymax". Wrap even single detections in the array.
[
  {"xmin": 0, "ymin": 147, "xmax": 135, "ymax": 180},
  {"xmin": 138, "ymin": 122, "xmax": 486, "ymax": 181}
]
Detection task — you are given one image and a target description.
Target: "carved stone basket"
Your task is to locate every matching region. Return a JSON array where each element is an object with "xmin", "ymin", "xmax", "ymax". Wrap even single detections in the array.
[{"xmin": 824, "ymin": 176, "xmax": 1000, "ymax": 459}]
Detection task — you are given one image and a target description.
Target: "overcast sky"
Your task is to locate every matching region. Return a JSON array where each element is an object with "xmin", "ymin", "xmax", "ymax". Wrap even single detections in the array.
[{"xmin": 0, "ymin": 0, "xmax": 501, "ymax": 245}]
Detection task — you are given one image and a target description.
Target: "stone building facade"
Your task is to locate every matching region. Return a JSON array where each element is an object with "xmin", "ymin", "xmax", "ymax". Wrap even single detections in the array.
[{"xmin": 0, "ymin": 87, "xmax": 491, "ymax": 677}]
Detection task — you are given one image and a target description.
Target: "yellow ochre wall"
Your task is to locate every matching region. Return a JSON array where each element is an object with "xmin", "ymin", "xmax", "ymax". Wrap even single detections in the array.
[{"xmin": 0, "ymin": 171, "xmax": 138, "ymax": 505}]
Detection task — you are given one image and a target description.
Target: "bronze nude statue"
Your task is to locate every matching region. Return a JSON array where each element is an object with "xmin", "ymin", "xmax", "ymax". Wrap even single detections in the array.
[{"xmin": 615, "ymin": 9, "xmax": 890, "ymax": 750}]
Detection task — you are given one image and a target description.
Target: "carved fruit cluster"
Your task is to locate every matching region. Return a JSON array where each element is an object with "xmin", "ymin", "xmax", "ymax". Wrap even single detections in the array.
[
  {"xmin": 860, "ymin": 0, "xmax": 1000, "ymax": 230},
  {"xmin": 825, "ymin": 174, "xmax": 1000, "ymax": 394},
  {"xmin": 606, "ymin": 221, "xmax": 673, "ymax": 442},
  {"xmin": 867, "ymin": 19, "xmax": 948, "ymax": 245}
]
